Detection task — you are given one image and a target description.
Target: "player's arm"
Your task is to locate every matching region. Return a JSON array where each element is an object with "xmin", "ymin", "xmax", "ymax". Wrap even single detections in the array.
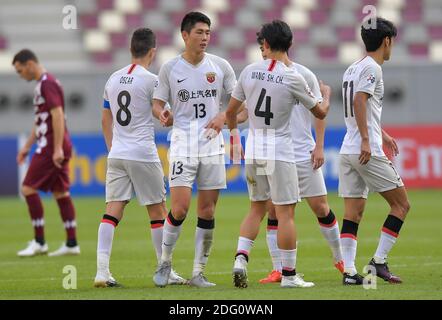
[
  {"xmin": 152, "ymin": 99, "xmax": 172, "ymax": 127},
  {"xmin": 311, "ymin": 117, "xmax": 326, "ymax": 169},
  {"xmin": 382, "ymin": 128, "xmax": 399, "ymax": 156},
  {"xmin": 205, "ymin": 102, "xmax": 247, "ymax": 139},
  {"xmin": 17, "ymin": 125, "xmax": 36, "ymax": 165},
  {"xmin": 236, "ymin": 103, "xmax": 248, "ymax": 124},
  {"xmin": 101, "ymin": 108, "xmax": 113, "ymax": 151},
  {"xmin": 309, "ymin": 81, "xmax": 331, "ymax": 120},
  {"xmin": 354, "ymin": 92, "xmax": 371, "ymax": 164},
  {"xmin": 51, "ymin": 106, "xmax": 65, "ymax": 168},
  {"xmin": 225, "ymin": 97, "xmax": 244, "ymax": 162}
]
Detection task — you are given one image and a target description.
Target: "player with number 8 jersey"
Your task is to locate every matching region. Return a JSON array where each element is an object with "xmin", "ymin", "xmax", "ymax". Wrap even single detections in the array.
[{"xmin": 94, "ymin": 28, "xmax": 186, "ymax": 288}]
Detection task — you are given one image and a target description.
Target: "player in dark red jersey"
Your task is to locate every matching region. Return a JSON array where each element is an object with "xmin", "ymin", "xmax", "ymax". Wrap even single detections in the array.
[{"xmin": 13, "ymin": 49, "xmax": 80, "ymax": 257}]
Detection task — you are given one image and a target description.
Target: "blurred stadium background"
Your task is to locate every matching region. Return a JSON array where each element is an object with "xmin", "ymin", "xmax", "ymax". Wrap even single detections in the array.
[
  {"xmin": 0, "ymin": 0, "xmax": 441, "ymax": 197},
  {"xmin": 0, "ymin": 0, "xmax": 442, "ymax": 301}
]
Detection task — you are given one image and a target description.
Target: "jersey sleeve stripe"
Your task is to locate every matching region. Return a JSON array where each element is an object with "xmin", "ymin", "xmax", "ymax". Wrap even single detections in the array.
[{"xmin": 103, "ymin": 99, "xmax": 110, "ymax": 109}]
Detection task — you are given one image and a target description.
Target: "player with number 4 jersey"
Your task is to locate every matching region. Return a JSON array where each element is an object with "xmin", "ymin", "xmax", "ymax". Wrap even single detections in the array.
[{"xmin": 226, "ymin": 20, "xmax": 331, "ymax": 289}]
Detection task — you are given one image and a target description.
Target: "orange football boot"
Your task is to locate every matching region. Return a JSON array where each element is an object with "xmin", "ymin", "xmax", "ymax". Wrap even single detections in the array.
[{"xmin": 259, "ymin": 270, "xmax": 282, "ymax": 284}]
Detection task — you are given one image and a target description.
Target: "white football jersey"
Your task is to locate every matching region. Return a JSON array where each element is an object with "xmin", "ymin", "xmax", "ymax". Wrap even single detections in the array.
[
  {"xmin": 340, "ymin": 56, "xmax": 384, "ymax": 156},
  {"xmin": 290, "ymin": 63, "xmax": 322, "ymax": 162},
  {"xmin": 153, "ymin": 53, "xmax": 236, "ymax": 157},
  {"xmin": 103, "ymin": 64, "xmax": 160, "ymax": 162},
  {"xmin": 232, "ymin": 59, "xmax": 320, "ymax": 163}
]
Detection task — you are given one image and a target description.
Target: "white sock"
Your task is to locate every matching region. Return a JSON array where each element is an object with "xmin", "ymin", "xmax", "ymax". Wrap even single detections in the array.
[
  {"xmin": 150, "ymin": 222, "xmax": 164, "ymax": 263},
  {"xmin": 161, "ymin": 219, "xmax": 182, "ymax": 262},
  {"xmin": 236, "ymin": 236, "xmax": 254, "ymax": 257},
  {"xmin": 280, "ymin": 248, "xmax": 297, "ymax": 274},
  {"xmin": 193, "ymin": 227, "xmax": 214, "ymax": 277},
  {"xmin": 341, "ymin": 237, "xmax": 358, "ymax": 275},
  {"xmin": 374, "ymin": 231, "xmax": 397, "ymax": 264},
  {"xmin": 319, "ymin": 222, "xmax": 343, "ymax": 263},
  {"xmin": 97, "ymin": 222, "xmax": 115, "ymax": 274},
  {"xmin": 266, "ymin": 229, "xmax": 282, "ymax": 272}
]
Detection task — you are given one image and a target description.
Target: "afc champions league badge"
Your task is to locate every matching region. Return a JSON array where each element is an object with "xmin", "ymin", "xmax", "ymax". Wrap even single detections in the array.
[{"xmin": 206, "ymin": 72, "xmax": 216, "ymax": 84}]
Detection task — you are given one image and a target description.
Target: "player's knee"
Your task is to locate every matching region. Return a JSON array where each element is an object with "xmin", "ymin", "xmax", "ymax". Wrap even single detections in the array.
[
  {"xmin": 21, "ymin": 185, "xmax": 36, "ymax": 197},
  {"xmin": 172, "ymin": 205, "xmax": 189, "ymax": 220},
  {"xmin": 198, "ymin": 203, "xmax": 215, "ymax": 219},
  {"xmin": 312, "ymin": 202, "xmax": 329, "ymax": 218},
  {"xmin": 400, "ymin": 200, "xmax": 411, "ymax": 217},
  {"xmin": 53, "ymin": 191, "xmax": 70, "ymax": 199}
]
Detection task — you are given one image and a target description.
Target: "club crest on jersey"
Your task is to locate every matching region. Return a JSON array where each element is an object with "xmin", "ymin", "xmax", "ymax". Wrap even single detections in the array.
[
  {"xmin": 367, "ymin": 74, "xmax": 376, "ymax": 84},
  {"xmin": 206, "ymin": 72, "xmax": 216, "ymax": 83}
]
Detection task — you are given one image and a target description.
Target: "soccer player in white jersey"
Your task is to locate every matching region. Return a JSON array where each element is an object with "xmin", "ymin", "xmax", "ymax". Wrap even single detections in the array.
[
  {"xmin": 226, "ymin": 20, "xmax": 331, "ymax": 288},
  {"xmin": 235, "ymin": 34, "xmax": 344, "ymax": 284},
  {"xmin": 152, "ymin": 12, "xmax": 237, "ymax": 288},
  {"xmin": 94, "ymin": 28, "xmax": 186, "ymax": 287},
  {"xmin": 339, "ymin": 17, "xmax": 410, "ymax": 285}
]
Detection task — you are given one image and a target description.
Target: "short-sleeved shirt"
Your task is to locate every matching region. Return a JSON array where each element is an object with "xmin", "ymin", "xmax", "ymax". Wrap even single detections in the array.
[
  {"xmin": 33, "ymin": 73, "xmax": 72, "ymax": 158},
  {"xmin": 103, "ymin": 64, "xmax": 160, "ymax": 163},
  {"xmin": 153, "ymin": 53, "xmax": 236, "ymax": 158},
  {"xmin": 232, "ymin": 59, "xmax": 320, "ymax": 163},
  {"xmin": 340, "ymin": 56, "xmax": 385, "ymax": 156},
  {"xmin": 290, "ymin": 63, "xmax": 322, "ymax": 162}
]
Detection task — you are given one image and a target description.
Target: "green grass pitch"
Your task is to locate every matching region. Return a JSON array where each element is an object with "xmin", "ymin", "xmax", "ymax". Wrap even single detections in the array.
[{"xmin": 0, "ymin": 190, "xmax": 441, "ymax": 300}]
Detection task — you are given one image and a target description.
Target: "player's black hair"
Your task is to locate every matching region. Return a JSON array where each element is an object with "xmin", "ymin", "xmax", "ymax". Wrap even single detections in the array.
[
  {"xmin": 361, "ymin": 17, "xmax": 397, "ymax": 52},
  {"xmin": 12, "ymin": 49, "xmax": 38, "ymax": 65},
  {"xmin": 256, "ymin": 32, "xmax": 264, "ymax": 45},
  {"xmin": 181, "ymin": 11, "xmax": 211, "ymax": 33},
  {"xmin": 258, "ymin": 20, "xmax": 293, "ymax": 53},
  {"xmin": 130, "ymin": 28, "xmax": 156, "ymax": 58}
]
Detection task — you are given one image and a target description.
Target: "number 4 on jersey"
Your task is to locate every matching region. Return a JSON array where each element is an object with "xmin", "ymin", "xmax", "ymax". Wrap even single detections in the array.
[{"xmin": 255, "ymin": 88, "xmax": 273, "ymax": 125}]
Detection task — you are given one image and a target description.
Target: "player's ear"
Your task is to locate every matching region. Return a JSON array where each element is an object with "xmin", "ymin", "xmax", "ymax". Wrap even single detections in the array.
[{"xmin": 181, "ymin": 30, "xmax": 188, "ymax": 42}]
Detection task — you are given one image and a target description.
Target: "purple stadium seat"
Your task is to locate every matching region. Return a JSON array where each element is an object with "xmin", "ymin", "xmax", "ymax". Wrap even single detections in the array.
[
  {"xmin": 318, "ymin": 0, "xmax": 336, "ymax": 10},
  {"xmin": 141, "ymin": 0, "xmax": 158, "ymax": 10},
  {"xmin": 310, "ymin": 9, "xmax": 329, "ymax": 25},
  {"xmin": 93, "ymin": 51, "xmax": 113, "ymax": 64},
  {"xmin": 172, "ymin": 12, "xmax": 184, "ymax": 27},
  {"xmin": 218, "ymin": 11, "xmax": 236, "ymax": 26},
  {"xmin": 209, "ymin": 30, "xmax": 219, "ymax": 46},
  {"xmin": 230, "ymin": 48, "xmax": 246, "ymax": 61},
  {"xmin": 403, "ymin": 6, "xmax": 422, "ymax": 23},
  {"xmin": 110, "ymin": 32, "xmax": 128, "ymax": 49},
  {"xmin": 126, "ymin": 13, "xmax": 143, "ymax": 29},
  {"xmin": 318, "ymin": 45, "xmax": 337, "ymax": 60},
  {"xmin": 263, "ymin": 8, "xmax": 283, "ymax": 22},
  {"xmin": 337, "ymin": 26, "xmax": 356, "ymax": 42},
  {"xmin": 97, "ymin": 0, "xmax": 114, "ymax": 10},
  {"xmin": 428, "ymin": 25, "xmax": 442, "ymax": 40},
  {"xmin": 273, "ymin": 0, "xmax": 289, "ymax": 7},
  {"xmin": 293, "ymin": 28, "xmax": 310, "ymax": 45},
  {"xmin": 229, "ymin": 0, "xmax": 247, "ymax": 9},
  {"xmin": 245, "ymin": 29, "xmax": 259, "ymax": 44},
  {"xmin": 0, "ymin": 36, "xmax": 7, "ymax": 50},
  {"xmin": 156, "ymin": 30, "xmax": 172, "ymax": 46},
  {"xmin": 186, "ymin": 0, "xmax": 201, "ymax": 9},
  {"xmin": 409, "ymin": 43, "xmax": 428, "ymax": 57},
  {"xmin": 80, "ymin": 14, "xmax": 99, "ymax": 29}
]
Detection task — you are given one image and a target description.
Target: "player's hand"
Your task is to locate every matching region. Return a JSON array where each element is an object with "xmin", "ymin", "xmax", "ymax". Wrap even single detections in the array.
[
  {"xmin": 160, "ymin": 109, "xmax": 173, "ymax": 127},
  {"xmin": 229, "ymin": 131, "xmax": 244, "ymax": 164},
  {"xmin": 382, "ymin": 132, "xmax": 399, "ymax": 157},
  {"xmin": 311, "ymin": 145, "xmax": 325, "ymax": 170},
  {"xmin": 53, "ymin": 148, "xmax": 64, "ymax": 169},
  {"xmin": 319, "ymin": 80, "xmax": 331, "ymax": 99},
  {"xmin": 204, "ymin": 113, "xmax": 225, "ymax": 139},
  {"xmin": 359, "ymin": 138, "xmax": 371, "ymax": 165},
  {"xmin": 17, "ymin": 147, "xmax": 30, "ymax": 165}
]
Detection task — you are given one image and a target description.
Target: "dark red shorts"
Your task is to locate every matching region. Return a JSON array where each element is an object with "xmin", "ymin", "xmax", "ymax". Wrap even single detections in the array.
[{"xmin": 23, "ymin": 154, "xmax": 71, "ymax": 193}]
